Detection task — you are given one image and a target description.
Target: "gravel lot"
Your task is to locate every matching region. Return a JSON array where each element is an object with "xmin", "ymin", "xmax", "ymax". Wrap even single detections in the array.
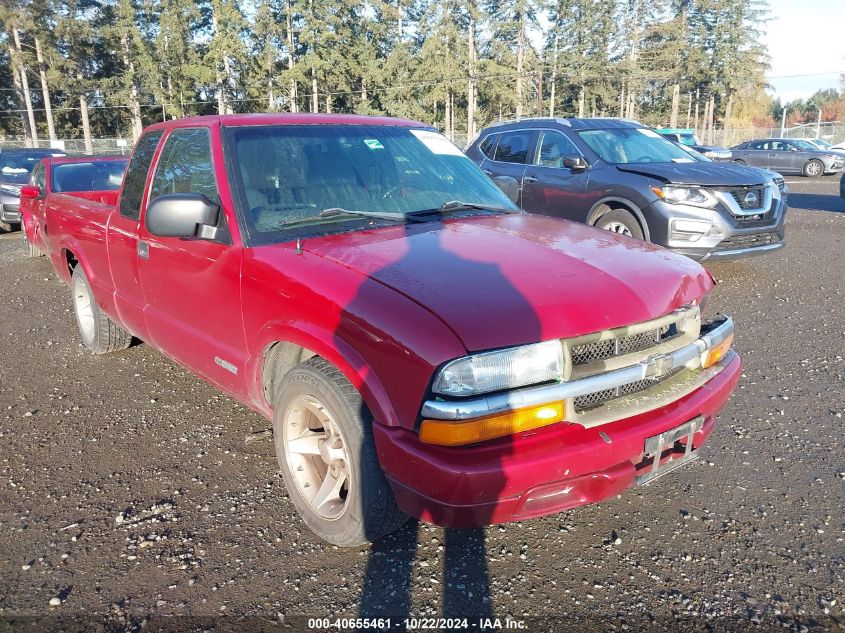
[{"xmin": 0, "ymin": 176, "xmax": 843, "ymax": 632}]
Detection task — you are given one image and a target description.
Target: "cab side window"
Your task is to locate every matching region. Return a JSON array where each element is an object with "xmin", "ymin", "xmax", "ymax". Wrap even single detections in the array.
[
  {"xmin": 120, "ymin": 130, "xmax": 164, "ymax": 220},
  {"xmin": 149, "ymin": 128, "xmax": 219, "ymax": 205},
  {"xmin": 494, "ymin": 131, "xmax": 532, "ymax": 164},
  {"xmin": 534, "ymin": 131, "xmax": 580, "ymax": 168}
]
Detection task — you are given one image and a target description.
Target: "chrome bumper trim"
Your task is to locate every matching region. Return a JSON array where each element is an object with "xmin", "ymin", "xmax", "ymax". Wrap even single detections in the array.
[{"xmin": 421, "ymin": 316, "xmax": 734, "ymax": 421}]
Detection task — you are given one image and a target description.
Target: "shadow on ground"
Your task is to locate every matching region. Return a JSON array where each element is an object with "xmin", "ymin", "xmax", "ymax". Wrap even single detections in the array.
[{"xmin": 787, "ymin": 193, "xmax": 845, "ymax": 214}]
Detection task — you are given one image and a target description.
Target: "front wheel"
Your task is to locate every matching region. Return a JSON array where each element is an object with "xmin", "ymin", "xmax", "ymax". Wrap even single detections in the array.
[
  {"xmin": 71, "ymin": 266, "xmax": 132, "ymax": 354},
  {"xmin": 595, "ymin": 208, "xmax": 645, "ymax": 240},
  {"xmin": 803, "ymin": 159, "xmax": 824, "ymax": 177},
  {"xmin": 272, "ymin": 357, "xmax": 408, "ymax": 546}
]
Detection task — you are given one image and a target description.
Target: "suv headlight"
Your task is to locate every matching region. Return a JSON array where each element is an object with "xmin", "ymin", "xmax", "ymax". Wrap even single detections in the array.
[
  {"xmin": 0, "ymin": 184, "xmax": 22, "ymax": 196},
  {"xmin": 651, "ymin": 185, "xmax": 718, "ymax": 208},
  {"xmin": 432, "ymin": 340, "xmax": 564, "ymax": 397}
]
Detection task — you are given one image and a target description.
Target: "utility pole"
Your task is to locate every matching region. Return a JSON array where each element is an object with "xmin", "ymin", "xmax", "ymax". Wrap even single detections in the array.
[{"xmin": 780, "ymin": 107, "xmax": 788, "ymax": 137}]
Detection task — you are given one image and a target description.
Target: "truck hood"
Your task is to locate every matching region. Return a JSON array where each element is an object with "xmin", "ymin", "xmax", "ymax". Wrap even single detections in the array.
[
  {"xmin": 617, "ymin": 161, "xmax": 770, "ymax": 186},
  {"xmin": 302, "ymin": 214, "xmax": 713, "ymax": 351}
]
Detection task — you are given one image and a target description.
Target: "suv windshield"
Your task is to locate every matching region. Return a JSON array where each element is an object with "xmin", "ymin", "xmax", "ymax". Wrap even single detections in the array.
[
  {"xmin": 226, "ymin": 124, "xmax": 516, "ymax": 243},
  {"xmin": 578, "ymin": 128, "xmax": 696, "ymax": 165}
]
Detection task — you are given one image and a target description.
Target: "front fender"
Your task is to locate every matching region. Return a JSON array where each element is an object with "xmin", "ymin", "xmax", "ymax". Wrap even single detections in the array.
[{"xmin": 246, "ymin": 320, "xmax": 398, "ymax": 428}]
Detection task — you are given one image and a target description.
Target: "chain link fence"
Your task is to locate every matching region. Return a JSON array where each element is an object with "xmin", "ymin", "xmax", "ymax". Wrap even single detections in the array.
[{"xmin": 0, "ymin": 137, "xmax": 133, "ymax": 155}]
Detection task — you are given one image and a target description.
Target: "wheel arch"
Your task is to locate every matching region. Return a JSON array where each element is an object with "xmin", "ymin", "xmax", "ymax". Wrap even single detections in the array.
[
  {"xmin": 587, "ymin": 197, "xmax": 651, "ymax": 242},
  {"xmin": 251, "ymin": 323, "xmax": 399, "ymax": 429}
]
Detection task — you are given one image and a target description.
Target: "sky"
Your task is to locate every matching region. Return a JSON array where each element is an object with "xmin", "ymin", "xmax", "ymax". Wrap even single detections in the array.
[{"xmin": 764, "ymin": 0, "xmax": 845, "ymax": 103}]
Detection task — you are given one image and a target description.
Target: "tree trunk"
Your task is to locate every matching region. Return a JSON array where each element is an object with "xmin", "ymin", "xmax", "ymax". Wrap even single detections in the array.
[
  {"xmin": 578, "ymin": 87, "xmax": 585, "ymax": 118},
  {"xmin": 669, "ymin": 83, "xmax": 680, "ymax": 128},
  {"xmin": 619, "ymin": 83, "xmax": 625, "ymax": 118},
  {"xmin": 311, "ymin": 67, "xmax": 318, "ymax": 113},
  {"xmin": 77, "ymin": 72, "xmax": 93, "ymax": 155},
  {"xmin": 445, "ymin": 90, "xmax": 452, "ymax": 141},
  {"xmin": 693, "ymin": 88, "xmax": 700, "ymax": 137},
  {"xmin": 466, "ymin": 11, "xmax": 477, "ymax": 140},
  {"xmin": 12, "ymin": 27, "xmax": 39, "ymax": 146},
  {"xmin": 223, "ymin": 56, "xmax": 234, "ymax": 114},
  {"xmin": 548, "ymin": 32, "xmax": 558, "ymax": 117},
  {"xmin": 397, "ymin": 0, "xmax": 403, "ymax": 41},
  {"xmin": 686, "ymin": 91, "xmax": 692, "ymax": 128},
  {"xmin": 721, "ymin": 92, "xmax": 733, "ymax": 147},
  {"xmin": 515, "ymin": 13, "xmax": 524, "ymax": 118},
  {"xmin": 8, "ymin": 44, "xmax": 33, "ymax": 146},
  {"xmin": 120, "ymin": 33, "xmax": 143, "ymax": 138},
  {"xmin": 34, "ymin": 37, "xmax": 56, "ymax": 141},
  {"xmin": 286, "ymin": 0, "xmax": 298, "ymax": 113},
  {"xmin": 707, "ymin": 94, "xmax": 716, "ymax": 145},
  {"xmin": 326, "ymin": 94, "xmax": 332, "ymax": 113}
]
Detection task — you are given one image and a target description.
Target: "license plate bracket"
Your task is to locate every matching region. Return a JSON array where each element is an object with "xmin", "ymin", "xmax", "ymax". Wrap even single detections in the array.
[{"xmin": 636, "ymin": 415, "xmax": 704, "ymax": 486}]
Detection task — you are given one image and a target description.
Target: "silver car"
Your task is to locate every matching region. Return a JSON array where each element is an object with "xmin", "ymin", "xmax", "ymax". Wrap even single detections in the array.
[{"xmin": 730, "ymin": 138, "xmax": 844, "ymax": 177}]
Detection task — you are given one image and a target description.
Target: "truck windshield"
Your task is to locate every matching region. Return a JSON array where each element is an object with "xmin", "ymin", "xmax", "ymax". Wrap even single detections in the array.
[
  {"xmin": 52, "ymin": 160, "xmax": 128, "ymax": 193},
  {"xmin": 225, "ymin": 124, "xmax": 516, "ymax": 242},
  {"xmin": 578, "ymin": 128, "xmax": 696, "ymax": 165}
]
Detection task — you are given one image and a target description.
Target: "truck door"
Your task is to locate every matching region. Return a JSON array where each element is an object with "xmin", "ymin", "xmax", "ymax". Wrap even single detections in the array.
[
  {"xmin": 137, "ymin": 126, "xmax": 248, "ymax": 394},
  {"xmin": 107, "ymin": 130, "xmax": 164, "ymax": 340},
  {"xmin": 521, "ymin": 129, "xmax": 593, "ymax": 222}
]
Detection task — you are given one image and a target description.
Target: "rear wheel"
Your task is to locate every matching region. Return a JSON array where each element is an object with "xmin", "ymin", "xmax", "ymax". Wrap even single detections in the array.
[
  {"xmin": 595, "ymin": 208, "xmax": 645, "ymax": 241},
  {"xmin": 71, "ymin": 266, "xmax": 132, "ymax": 354},
  {"xmin": 23, "ymin": 232, "xmax": 42, "ymax": 258},
  {"xmin": 733, "ymin": 159, "xmax": 747, "ymax": 166},
  {"xmin": 272, "ymin": 357, "xmax": 407, "ymax": 546},
  {"xmin": 803, "ymin": 159, "xmax": 824, "ymax": 177}
]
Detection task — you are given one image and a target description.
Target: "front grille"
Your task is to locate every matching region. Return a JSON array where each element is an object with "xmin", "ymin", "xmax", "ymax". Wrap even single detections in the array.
[
  {"xmin": 575, "ymin": 367, "xmax": 685, "ymax": 412},
  {"xmin": 3, "ymin": 204, "xmax": 19, "ymax": 213},
  {"xmin": 728, "ymin": 187, "xmax": 767, "ymax": 210},
  {"xmin": 716, "ymin": 232, "xmax": 779, "ymax": 251},
  {"xmin": 570, "ymin": 326, "xmax": 674, "ymax": 366}
]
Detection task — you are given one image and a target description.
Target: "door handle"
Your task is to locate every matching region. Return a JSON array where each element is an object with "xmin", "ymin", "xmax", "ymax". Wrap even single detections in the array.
[
  {"xmin": 523, "ymin": 176, "xmax": 538, "ymax": 184},
  {"xmin": 137, "ymin": 240, "xmax": 149, "ymax": 260},
  {"xmin": 483, "ymin": 169, "xmax": 493, "ymax": 175}
]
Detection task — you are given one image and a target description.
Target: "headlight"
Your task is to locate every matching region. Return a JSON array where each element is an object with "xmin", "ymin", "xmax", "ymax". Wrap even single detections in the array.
[
  {"xmin": 703, "ymin": 150, "xmax": 731, "ymax": 160},
  {"xmin": 651, "ymin": 185, "xmax": 718, "ymax": 208},
  {"xmin": 0, "ymin": 184, "xmax": 21, "ymax": 196},
  {"xmin": 433, "ymin": 340, "xmax": 564, "ymax": 397}
]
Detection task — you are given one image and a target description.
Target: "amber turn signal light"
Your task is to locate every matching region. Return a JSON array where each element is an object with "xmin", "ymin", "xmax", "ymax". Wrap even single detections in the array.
[
  {"xmin": 703, "ymin": 334, "xmax": 733, "ymax": 368},
  {"xmin": 420, "ymin": 402, "xmax": 565, "ymax": 446}
]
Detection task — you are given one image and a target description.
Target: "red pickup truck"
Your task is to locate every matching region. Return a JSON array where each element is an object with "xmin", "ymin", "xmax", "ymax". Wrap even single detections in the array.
[
  {"xmin": 19, "ymin": 155, "xmax": 128, "ymax": 258},
  {"xmin": 42, "ymin": 114, "xmax": 740, "ymax": 546}
]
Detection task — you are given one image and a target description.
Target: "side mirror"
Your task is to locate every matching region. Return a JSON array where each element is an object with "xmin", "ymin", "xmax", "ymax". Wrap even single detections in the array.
[
  {"xmin": 563, "ymin": 155, "xmax": 588, "ymax": 172},
  {"xmin": 146, "ymin": 193, "xmax": 221, "ymax": 240},
  {"xmin": 491, "ymin": 175, "xmax": 520, "ymax": 204},
  {"xmin": 20, "ymin": 185, "xmax": 41, "ymax": 199}
]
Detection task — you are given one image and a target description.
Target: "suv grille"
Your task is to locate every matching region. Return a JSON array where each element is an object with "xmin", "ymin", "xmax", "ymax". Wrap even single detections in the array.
[
  {"xmin": 716, "ymin": 232, "xmax": 779, "ymax": 251},
  {"xmin": 728, "ymin": 186, "xmax": 767, "ymax": 210}
]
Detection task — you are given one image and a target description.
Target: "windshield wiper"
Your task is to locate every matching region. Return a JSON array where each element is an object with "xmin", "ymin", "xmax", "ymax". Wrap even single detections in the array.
[
  {"xmin": 268, "ymin": 207, "xmax": 415, "ymax": 228},
  {"xmin": 406, "ymin": 200, "xmax": 520, "ymax": 218}
]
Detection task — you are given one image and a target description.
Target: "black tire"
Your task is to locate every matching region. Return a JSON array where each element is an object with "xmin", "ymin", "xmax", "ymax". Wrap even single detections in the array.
[
  {"xmin": 595, "ymin": 208, "xmax": 645, "ymax": 241},
  {"xmin": 733, "ymin": 159, "xmax": 747, "ymax": 166},
  {"xmin": 23, "ymin": 232, "xmax": 42, "ymax": 258},
  {"xmin": 803, "ymin": 159, "xmax": 824, "ymax": 177},
  {"xmin": 272, "ymin": 357, "xmax": 408, "ymax": 546},
  {"xmin": 71, "ymin": 266, "xmax": 132, "ymax": 354},
  {"xmin": 0, "ymin": 220, "xmax": 12, "ymax": 233}
]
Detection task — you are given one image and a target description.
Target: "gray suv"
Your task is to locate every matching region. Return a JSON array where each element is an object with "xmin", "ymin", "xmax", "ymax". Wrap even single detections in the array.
[
  {"xmin": 0, "ymin": 148, "xmax": 67, "ymax": 230},
  {"xmin": 466, "ymin": 118, "xmax": 788, "ymax": 261}
]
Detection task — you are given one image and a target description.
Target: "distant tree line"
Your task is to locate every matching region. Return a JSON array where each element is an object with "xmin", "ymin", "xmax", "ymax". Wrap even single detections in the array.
[{"xmin": 0, "ymin": 0, "xmax": 772, "ymax": 147}]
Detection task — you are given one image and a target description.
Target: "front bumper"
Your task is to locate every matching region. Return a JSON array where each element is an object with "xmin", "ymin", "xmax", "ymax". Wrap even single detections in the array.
[
  {"xmin": 374, "ymin": 317, "xmax": 740, "ymax": 528},
  {"xmin": 647, "ymin": 192, "xmax": 788, "ymax": 261},
  {"xmin": 0, "ymin": 198, "xmax": 21, "ymax": 224},
  {"xmin": 375, "ymin": 351, "xmax": 740, "ymax": 528}
]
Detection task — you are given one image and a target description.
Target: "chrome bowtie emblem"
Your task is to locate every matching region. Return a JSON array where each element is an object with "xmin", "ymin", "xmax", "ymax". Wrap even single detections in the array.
[{"xmin": 744, "ymin": 191, "xmax": 758, "ymax": 206}]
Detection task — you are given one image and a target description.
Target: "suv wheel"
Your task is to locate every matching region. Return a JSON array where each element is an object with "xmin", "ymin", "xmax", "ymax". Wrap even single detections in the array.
[{"xmin": 596, "ymin": 209, "xmax": 645, "ymax": 240}]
